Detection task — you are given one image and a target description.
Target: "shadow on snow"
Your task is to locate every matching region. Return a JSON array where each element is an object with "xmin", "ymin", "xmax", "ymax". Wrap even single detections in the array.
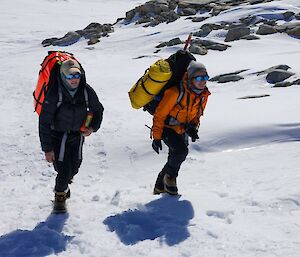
[
  {"xmin": 103, "ymin": 195, "xmax": 194, "ymax": 246},
  {"xmin": 0, "ymin": 213, "xmax": 72, "ymax": 257},
  {"xmin": 194, "ymin": 123, "xmax": 300, "ymax": 152}
]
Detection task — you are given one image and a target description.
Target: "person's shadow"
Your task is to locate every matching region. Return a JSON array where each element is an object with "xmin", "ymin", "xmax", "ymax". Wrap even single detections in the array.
[
  {"xmin": 0, "ymin": 213, "xmax": 72, "ymax": 257},
  {"xmin": 103, "ymin": 195, "xmax": 194, "ymax": 246}
]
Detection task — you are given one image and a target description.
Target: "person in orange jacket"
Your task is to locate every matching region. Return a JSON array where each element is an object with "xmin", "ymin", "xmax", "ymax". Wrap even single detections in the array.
[{"xmin": 152, "ymin": 61, "xmax": 211, "ymax": 195}]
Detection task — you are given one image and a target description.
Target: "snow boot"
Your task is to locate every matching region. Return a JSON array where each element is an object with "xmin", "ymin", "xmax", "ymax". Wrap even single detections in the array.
[
  {"xmin": 53, "ymin": 192, "xmax": 67, "ymax": 214},
  {"xmin": 163, "ymin": 174, "xmax": 178, "ymax": 195},
  {"xmin": 153, "ymin": 171, "xmax": 166, "ymax": 195}
]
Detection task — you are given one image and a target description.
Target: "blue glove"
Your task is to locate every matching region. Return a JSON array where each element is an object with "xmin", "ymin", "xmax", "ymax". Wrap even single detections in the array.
[{"xmin": 152, "ymin": 139, "xmax": 162, "ymax": 154}]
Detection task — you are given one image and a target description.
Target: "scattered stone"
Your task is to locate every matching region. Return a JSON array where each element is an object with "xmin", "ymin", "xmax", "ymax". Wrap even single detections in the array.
[
  {"xmin": 249, "ymin": 0, "xmax": 265, "ymax": 4},
  {"xmin": 256, "ymin": 65, "xmax": 291, "ymax": 76},
  {"xmin": 237, "ymin": 94, "xmax": 270, "ymax": 99},
  {"xmin": 190, "ymin": 16, "xmax": 209, "ymax": 22},
  {"xmin": 225, "ymin": 27, "xmax": 251, "ymax": 42},
  {"xmin": 155, "ymin": 42, "xmax": 167, "ymax": 48},
  {"xmin": 282, "ymin": 11, "xmax": 295, "ymax": 21},
  {"xmin": 193, "ymin": 27, "xmax": 212, "ymax": 37},
  {"xmin": 87, "ymin": 37, "xmax": 100, "ymax": 45},
  {"xmin": 256, "ymin": 24, "xmax": 277, "ymax": 35},
  {"xmin": 179, "ymin": 7, "xmax": 197, "ymax": 16},
  {"xmin": 218, "ymin": 75, "xmax": 244, "ymax": 83},
  {"xmin": 292, "ymin": 79, "xmax": 300, "ymax": 85},
  {"xmin": 286, "ymin": 26, "xmax": 300, "ymax": 38},
  {"xmin": 192, "ymin": 39, "xmax": 230, "ymax": 50},
  {"xmin": 273, "ymin": 81, "xmax": 292, "ymax": 87},
  {"xmin": 240, "ymin": 34, "xmax": 260, "ymax": 40},
  {"xmin": 189, "ymin": 44, "xmax": 208, "ymax": 55},
  {"xmin": 206, "ymin": 44, "xmax": 228, "ymax": 51},
  {"xmin": 295, "ymin": 13, "xmax": 300, "ymax": 20},
  {"xmin": 266, "ymin": 69, "xmax": 295, "ymax": 83},
  {"xmin": 155, "ymin": 37, "xmax": 182, "ymax": 48},
  {"xmin": 210, "ymin": 69, "xmax": 248, "ymax": 82}
]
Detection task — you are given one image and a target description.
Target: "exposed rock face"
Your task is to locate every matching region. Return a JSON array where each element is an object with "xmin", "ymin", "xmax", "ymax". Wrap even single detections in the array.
[
  {"xmin": 266, "ymin": 70, "xmax": 295, "ymax": 83},
  {"xmin": 42, "ymin": 23, "xmax": 113, "ymax": 47}
]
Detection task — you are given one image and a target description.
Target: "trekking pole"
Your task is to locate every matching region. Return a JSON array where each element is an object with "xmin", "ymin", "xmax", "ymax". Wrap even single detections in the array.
[{"xmin": 183, "ymin": 33, "xmax": 192, "ymax": 51}]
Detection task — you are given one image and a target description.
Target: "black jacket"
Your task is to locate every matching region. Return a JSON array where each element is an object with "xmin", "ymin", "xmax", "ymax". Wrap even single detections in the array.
[{"xmin": 39, "ymin": 68, "xmax": 104, "ymax": 152}]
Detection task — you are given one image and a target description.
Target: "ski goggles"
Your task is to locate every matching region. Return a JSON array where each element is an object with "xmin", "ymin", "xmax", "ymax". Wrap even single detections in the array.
[
  {"xmin": 193, "ymin": 75, "xmax": 209, "ymax": 82},
  {"xmin": 65, "ymin": 73, "xmax": 81, "ymax": 80}
]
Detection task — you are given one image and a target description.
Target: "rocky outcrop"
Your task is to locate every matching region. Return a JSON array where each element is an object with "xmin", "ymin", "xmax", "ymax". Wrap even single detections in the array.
[{"xmin": 42, "ymin": 23, "xmax": 113, "ymax": 47}]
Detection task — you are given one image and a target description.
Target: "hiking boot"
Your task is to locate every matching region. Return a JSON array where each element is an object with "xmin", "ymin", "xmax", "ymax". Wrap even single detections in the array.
[
  {"xmin": 163, "ymin": 174, "xmax": 178, "ymax": 195},
  {"xmin": 153, "ymin": 171, "xmax": 165, "ymax": 195},
  {"xmin": 53, "ymin": 192, "xmax": 67, "ymax": 214}
]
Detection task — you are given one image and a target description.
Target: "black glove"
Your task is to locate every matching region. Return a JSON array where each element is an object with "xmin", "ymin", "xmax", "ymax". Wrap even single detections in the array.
[
  {"xmin": 186, "ymin": 125, "xmax": 199, "ymax": 142},
  {"xmin": 152, "ymin": 139, "xmax": 162, "ymax": 154}
]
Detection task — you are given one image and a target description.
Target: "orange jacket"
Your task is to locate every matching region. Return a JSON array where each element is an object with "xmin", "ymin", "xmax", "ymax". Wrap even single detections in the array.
[{"xmin": 152, "ymin": 74, "xmax": 211, "ymax": 140}]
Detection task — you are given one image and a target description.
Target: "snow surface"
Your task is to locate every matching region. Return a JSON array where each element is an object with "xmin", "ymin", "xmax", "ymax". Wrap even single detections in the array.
[{"xmin": 0, "ymin": 0, "xmax": 300, "ymax": 256}]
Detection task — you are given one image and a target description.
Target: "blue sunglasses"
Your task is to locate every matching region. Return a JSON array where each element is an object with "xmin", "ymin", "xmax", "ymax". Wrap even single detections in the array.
[
  {"xmin": 65, "ymin": 73, "xmax": 81, "ymax": 80},
  {"xmin": 193, "ymin": 75, "xmax": 209, "ymax": 82}
]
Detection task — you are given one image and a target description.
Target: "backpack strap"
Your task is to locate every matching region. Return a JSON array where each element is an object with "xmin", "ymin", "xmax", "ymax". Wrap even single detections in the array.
[
  {"xmin": 164, "ymin": 83, "xmax": 186, "ymax": 126},
  {"xmin": 84, "ymin": 87, "xmax": 89, "ymax": 111},
  {"xmin": 176, "ymin": 82, "xmax": 185, "ymax": 105}
]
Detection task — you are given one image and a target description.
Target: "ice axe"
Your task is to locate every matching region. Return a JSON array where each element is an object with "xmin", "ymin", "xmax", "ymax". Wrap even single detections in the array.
[{"xmin": 183, "ymin": 33, "xmax": 192, "ymax": 51}]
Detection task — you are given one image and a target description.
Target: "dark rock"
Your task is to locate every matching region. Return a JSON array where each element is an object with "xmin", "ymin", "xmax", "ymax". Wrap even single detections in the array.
[
  {"xmin": 256, "ymin": 24, "xmax": 277, "ymax": 35},
  {"xmin": 41, "ymin": 37, "xmax": 59, "ymax": 47},
  {"xmin": 237, "ymin": 94, "xmax": 270, "ymax": 99},
  {"xmin": 87, "ymin": 37, "xmax": 100, "ymax": 45},
  {"xmin": 164, "ymin": 11, "xmax": 180, "ymax": 23},
  {"xmin": 240, "ymin": 34, "xmax": 260, "ymax": 40},
  {"xmin": 225, "ymin": 27, "xmax": 250, "ymax": 42},
  {"xmin": 191, "ymin": 16, "xmax": 209, "ymax": 22},
  {"xmin": 136, "ymin": 17, "xmax": 153, "ymax": 25},
  {"xmin": 125, "ymin": 9, "xmax": 136, "ymax": 21},
  {"xmin": 180, "ymin": 8, "xmax": 197, "ymax": 16},
  {"xmin": 266, "ymin": 69, "xmax": 295, "ymax": 83},
  {"xmin": 273, "ymin": 81, "xmax": 292, "ymax": 87},
  {"xmin": 291, "ymin": 79, "xmax": 300, "ymax": 85},
  {"xmin": 218, "ymin": 75, "xmax": 244, "ymax": 83},
  {"xmin": 206, "ymin": 44, "xmax": 228, "ymax": 51},
  {"xmin": 166, "ymin": 37, "xmax": 182, "ymax": 46},
  {"xmin": 192, "ymin": 39, "xmax": 230, "ymax": 48},
  {"xmin": 52, "ymin": 31, "xmax": 82, "ymax": 47},
  {"xmin": 193, "ymin": 27, "xmax": 212, "ymax": 37},
  {"xmin": 155, "ymin": 42, "xmax": 167, "ymax": 48},
  {"xmin": 262, "ymin": 20, "xmax": 277, "ymax": 26},
  {"xmin": 210, "ymin": 69, "xmax": 248, "ymax": 82},
  {"xmin": 201, "ymin": 23, "xmax": 225, "ymax": 31},
  {"xmin": 249, "ymin": 0, "xmax": 265, "ymax": 4},
  {"xmin": 282, "ymin": 11, "xmax": 295, "ymax": 21},
  {"xmin": 256, "ymin": 65, "xmax": 291, "ymax": 76},
  {"xmin": 296, "ymin": 13, "xmax": 300, "ymax": 20},
  {"xmin": 286, "ymin": 26, "xmax": 300, "ymax": 38},
  {"xmin": 189, "ymin": 44, "xmax": 208, "ymax": 55}
]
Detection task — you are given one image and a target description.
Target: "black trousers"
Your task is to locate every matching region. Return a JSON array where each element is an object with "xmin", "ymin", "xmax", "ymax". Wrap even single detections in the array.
[
  {"xmin": 161, "ymin": 127, "xmax": 189, "ymax": 178},
  {"xmin": 52, "ymin": 131, "xmax": 84, "ymax": 192}
]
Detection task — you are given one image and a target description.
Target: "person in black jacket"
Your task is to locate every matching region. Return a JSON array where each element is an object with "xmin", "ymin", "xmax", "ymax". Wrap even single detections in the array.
[{"xmin": 39, "ymin": 59, "xmax": 104, "ymax": 213}]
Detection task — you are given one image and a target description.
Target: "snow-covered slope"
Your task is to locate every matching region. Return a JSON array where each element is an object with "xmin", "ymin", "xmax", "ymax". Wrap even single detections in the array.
[{"xmin": 0, "ymin": 0, "xmax": 299, "ymax": 256}]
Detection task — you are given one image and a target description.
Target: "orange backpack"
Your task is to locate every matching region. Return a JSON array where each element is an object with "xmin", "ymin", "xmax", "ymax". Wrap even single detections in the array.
[{"xmin": 33, "ymin": 51, "xmax": 79, "ymax": 115}]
